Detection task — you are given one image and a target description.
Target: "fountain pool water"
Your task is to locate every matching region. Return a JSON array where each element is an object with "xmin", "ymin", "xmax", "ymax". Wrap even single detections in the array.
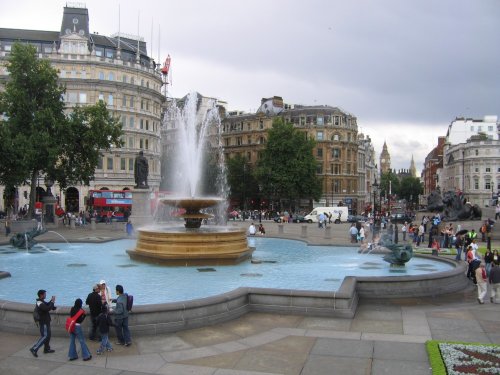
[{"xmin": 0, "ymin": 237, "xmax": 453, "ymax": 306}]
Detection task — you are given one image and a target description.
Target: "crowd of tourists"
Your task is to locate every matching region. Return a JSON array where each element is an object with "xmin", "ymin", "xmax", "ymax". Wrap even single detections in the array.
[{"xmin": 29, "ymin": 280, "xmax": 132, "ymax": 361}]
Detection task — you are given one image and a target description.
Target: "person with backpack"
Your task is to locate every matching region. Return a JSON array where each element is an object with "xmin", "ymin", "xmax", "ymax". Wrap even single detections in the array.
[
  {"xmin": 96, "ymin": 304, "xmax": 114, "ymax": 355},
  {"xmin": 30, "ymin": 289, "xmax": 56, "ymax": 358},
  {"xmin": 113, "ymin": 284, "xmax": 131, "ymax": 346},
  {"xmin": 68, "ymin": 298, "xmax": 92, "ymax": 361},
  {"xmin": 85, "ymin": 284, "xmax": 102, "ymax": 341}
]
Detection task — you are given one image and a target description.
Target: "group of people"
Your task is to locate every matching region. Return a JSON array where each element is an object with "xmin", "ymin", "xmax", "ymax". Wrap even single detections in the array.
[
  {"xmin": 248, "ymin": 223, "xmax": 266, "ymax": 236},
  {"xmin": 349, "ymin": 223, "xmax": 366, "ymax": 244},
  {"xmin": 465, "ymin": 246, "xmax": 500, "ymax": 304},
  {"xmin": 29, "ymin": 280, "xmax": 132, "ymax": 361}
]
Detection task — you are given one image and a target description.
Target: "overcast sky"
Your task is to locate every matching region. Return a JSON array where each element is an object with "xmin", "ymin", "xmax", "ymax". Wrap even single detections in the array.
[{"xmin": 1, "ymin": 0, "xmax": 499, "ymax": 174}]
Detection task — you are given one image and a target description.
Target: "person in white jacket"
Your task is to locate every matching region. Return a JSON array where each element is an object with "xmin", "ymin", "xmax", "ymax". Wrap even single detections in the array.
[{"xmin": 99, "ymin": 280, "xmax": 113, "ymax": 308}]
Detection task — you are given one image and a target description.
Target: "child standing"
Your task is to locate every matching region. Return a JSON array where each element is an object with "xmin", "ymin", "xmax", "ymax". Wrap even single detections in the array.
[{"xmin": 96, "ymin": 304, "xmax": 114, "ymax": 355}]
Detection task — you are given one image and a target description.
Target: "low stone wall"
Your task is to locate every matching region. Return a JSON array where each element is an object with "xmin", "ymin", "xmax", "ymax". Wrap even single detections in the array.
[
  {"xmin": 355, "ymin": 255, "xmax": 468, "ymax": 298},
  {"xmin": 0, "ymin": 282, "xmax": 358, "ymax": 337},
  {"xmin": 0, "ymin": 257, "xmax": 465, "ymax": 337}
]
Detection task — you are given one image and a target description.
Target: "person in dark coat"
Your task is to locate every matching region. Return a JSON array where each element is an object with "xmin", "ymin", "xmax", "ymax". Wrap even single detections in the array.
[
  {"xmin": 85, "ymin": 284, "xmax": 103, "ymax": 341},
  {"xmin": 29, "ymin": 289, "xmax": 56, "ymax": 357}
]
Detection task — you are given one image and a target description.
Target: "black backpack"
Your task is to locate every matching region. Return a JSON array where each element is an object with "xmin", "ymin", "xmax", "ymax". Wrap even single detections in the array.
[{"xmin": 33, "ymin": 303, "xmax": 40, "ymax": 326}]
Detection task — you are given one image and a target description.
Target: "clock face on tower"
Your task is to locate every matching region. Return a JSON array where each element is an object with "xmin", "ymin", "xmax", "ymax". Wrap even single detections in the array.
[{"xmin": 381, "ymin": 158, "xmax": 386, "ymax": 163}]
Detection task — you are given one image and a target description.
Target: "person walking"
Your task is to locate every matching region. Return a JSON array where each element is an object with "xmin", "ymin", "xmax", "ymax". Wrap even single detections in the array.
[
  {"xmin": 475, "ymin": 263, "xmax": 488, "ymax": 304},
  {"xmin": 114, "ymin": 284, "xmax": 131, "ymax": 346},
  {"xmin": 68, "ymin": 298, "xmax": 92, "ymax": 361},
  {"xmin": 85, "ymin": 284, "xmax": 103, "ymax": 341},
  {"xmin": 349, "ymin": 223, "xmax": 358, "ymax": 243},
  {"xmin": 401, "ymin": 222, "xmax": 407, "ymax": 241},
  {"xmin": 30, "ymin": 289, "xmax": 56, "ymax": 357},
  {"xmin": 489, "ymin": 263, "xmax": 500, "ymax": 303},
  {"xmin": 96, "ymin": 304, "xmax": 114, "ymax": 355},
  {"xmin": 484, "ymin": 249, "xmax": 494, "ymax": 276}
]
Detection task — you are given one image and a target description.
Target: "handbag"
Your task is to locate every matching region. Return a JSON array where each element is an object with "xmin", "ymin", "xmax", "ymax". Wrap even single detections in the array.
[{"xmin": 65, "ymin": 309, "xmax": 85, "ymax": 334}]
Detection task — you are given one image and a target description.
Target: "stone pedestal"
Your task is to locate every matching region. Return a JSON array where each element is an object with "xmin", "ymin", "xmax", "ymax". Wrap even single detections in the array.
[
  {"xmin": 129, "ymin": 188, "xmax": 153, "ymax": 228},
  {"xmin": 324, "ymin": 226, "xmax": 332, "ymax": 239},
  {"xmin": 278, "ymin": 224, "xmax": 284, "ymax": 234},
  {"xmin": 301, "ymin": 225, "xmax": 308, "ymax": 238},
  {"xmin": 42, "ymin": 195, "xmax": 57, "ymax": 224}
]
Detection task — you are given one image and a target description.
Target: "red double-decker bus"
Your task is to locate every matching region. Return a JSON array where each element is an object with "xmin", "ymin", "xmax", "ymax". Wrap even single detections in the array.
[{"xmin": 86, "ymin": 190, "xmax": 132, "ymax": 222}]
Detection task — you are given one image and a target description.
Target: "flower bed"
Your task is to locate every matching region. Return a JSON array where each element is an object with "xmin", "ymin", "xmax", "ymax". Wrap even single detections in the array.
[{"xmin": 426, "ymin": 340, "xmax": 500, "ymax": 374}]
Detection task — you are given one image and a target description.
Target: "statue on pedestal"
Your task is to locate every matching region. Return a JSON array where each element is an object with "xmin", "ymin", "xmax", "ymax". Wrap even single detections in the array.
[{"xmin": 134, "ymin": 151, "xmax": 149, "ymax": 189}]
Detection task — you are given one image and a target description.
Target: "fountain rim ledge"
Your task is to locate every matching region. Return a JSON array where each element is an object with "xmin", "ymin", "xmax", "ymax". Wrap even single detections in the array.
[{"xmin": 0, "ymin": 255, "xmax": 469, "ymax": 337}]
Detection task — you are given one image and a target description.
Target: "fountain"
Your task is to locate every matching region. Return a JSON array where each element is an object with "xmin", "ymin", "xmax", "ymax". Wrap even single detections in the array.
[{"xmin": 126, "ymin": 92, "xmax": 253, "ymax": 265}]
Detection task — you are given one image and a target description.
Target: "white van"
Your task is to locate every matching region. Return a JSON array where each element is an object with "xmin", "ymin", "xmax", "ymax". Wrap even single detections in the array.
[{"xmin": 304, "ymin": 207, "xmax": 349, "ymax": 223}]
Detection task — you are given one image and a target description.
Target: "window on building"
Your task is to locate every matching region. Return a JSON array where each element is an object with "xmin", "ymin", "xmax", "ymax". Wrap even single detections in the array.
[
  {"xmin": 247, "ymin": 136, "xmax": 251, "ymax": 144},
  {"xmin": 475, "ymin": 149, "xmax": 479, "ymax": 156},
  {"xmin": 474, "ymin": 179, "xmax": 479, "ymax": 190},
  {"xmin": 485, "ymin": 180, "xmax": 491, "ymax": 190},
  {"xmin": 334, "ymin": 116, "xmax": 339, "ymax": 125},
  {"xmin": 120, "ymin": 158, "xmax": 126, "ymax": 171},
  {"xmin": 139, "ymin": 139, "xmax": 144, "ymax": 149},
  {"xmin": 259, "ymin": 136, "xmax": 265, "ymax": 144},
  {"xmin": 79, "ymin": 93, "xmax": 87, "ymax": 103},
  {"xmin": 486, "ymin": 167, "xmax": 491, "ymax": 172},
  {"xmin": 98, "ymin": 92, "xmax": 104, "ymax": 102},
  {"xmin": 247, "ymin": 152, "xmax": 251, "ymax": 161},
  {"xmin": 317, "ymin": 131, "xmax": 323, "ymax": 141},
  {"xmin": 317, "ymin": 116, "xmax": 324, "ymax": 126},
  {"xmin": 108, "ymin": 94, "xmax": 113, "ymax": 105},
  {"xmin": 106, "ymin": 50, "xmax": 114, "ymax": 59},
  {"xmin": 316, "ymin": 164, "xmax": 323, "ymax": 174},
  {"xmin": 123, "ymin": 75, "xmax": 127, "ymax": 83},
  {"xmin": 333, "ymin": 180, "xmax": 340, "ymax": 193},
  {"xmin": 128, "ymin": 137, "xmax": 134, "ymax": 148},
  {"xmin": 146, "ymin": 120, "xmax": 149, "ymax": 131},
  {"xmin": 129, "ymin": 117, "xmax": 134, "ymax": 128},
  {"xmin": 107, "ymin": 157, "xmax": 113, "ymax": 170},
  {"xmin": 317, "ymin": 148, "xmax": 323, "ymax": 158},
  {"xmin": 98, "ymin": 71, "xmax": 104, "ymax": 80},
  {"xmin": 477, "ymin": 126, "xmax": 482, "ymax": 132},
  {"xmin": 334, "ymin": 164, "xmax": 341, "ymax": 174},
  {"xmin": 129, "ymin": 159, "xmax": 134, "ymax": 171},
  {"xmin": 108, "ymin": 72, "xmax": 114, "ymax": 81},
  {"xmin": 332, "ymin": 148, "xmax": 341, "ymax": 158},
  {"xmin": 259, "ymin": 120, "xmax": 264, "ymax": 129},
  {"xmin": 68, "ymin": 92, "xmax": 77, "ymax": 103},
  {"xmin": 145, "ymin": 139, "xmax": 149, "ymax": 149},
  {"xmin": 97, "ymin": 157, "xmax": 103, "ymax": 170},
  {"xmin": 121, "ymin": 116, "xmax": 126, "ymax": 128},
  {"xmin": 130, "ymin": 97, "xmax": 134, "ymax": 108},
  {"xmin": 122, "ymin": 95, "xmax": 126, "ymax": 107},
  {"xmin": 237, "ymin": 137, "xmax": 242, "ymax": 145},
  {"xmin": 140, "ymin": 119, "xmax": 144, "ymax": 129}
]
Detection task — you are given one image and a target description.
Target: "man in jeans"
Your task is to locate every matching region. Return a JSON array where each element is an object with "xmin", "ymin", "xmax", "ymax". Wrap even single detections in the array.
[
  {"xmin": 114, "ymin": 284, "xmax": 131, "ymax": 346},
  {"xmin": 30, "ymin": 290, "xmax": 56, "ymax": 357}
]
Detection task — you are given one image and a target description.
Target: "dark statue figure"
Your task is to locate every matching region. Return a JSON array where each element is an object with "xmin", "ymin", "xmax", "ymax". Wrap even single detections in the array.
[
  {"xmin": 9, "ymin": 228, "xmax": 47, "ymax": 249},
  {"xmin": 134, "ymin": 151, "xmax": 149, "ymax": 189},
  {"xmin": 442, "ymin": 190, "xmax": 482, "ymax": 221},
  {"xmin": 378, "ymin": 233, "xmax": 413, "ymax": 266},
  {"xmin": 427, "ymin": 189, "xmax": 481, "ymax": 221},
  {"xmin": 427, "ymin": 188, "xmax": 444, "ymax": 212}
]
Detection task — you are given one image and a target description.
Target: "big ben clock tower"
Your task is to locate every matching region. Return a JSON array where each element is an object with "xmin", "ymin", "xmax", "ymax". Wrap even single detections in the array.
[{"xmin": 380, "ymin": 141, "xmax": 391, "ymax": 173}]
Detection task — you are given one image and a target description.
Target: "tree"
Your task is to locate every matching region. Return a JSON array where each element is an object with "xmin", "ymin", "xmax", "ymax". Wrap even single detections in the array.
[
  {"xmin": 226, "ymin": 154, "xmax": 258, "ymax": 209},
  {"xmin": 0, "ymin": 43, "xmax": 123, "ymax": 217},
  {"xmin": 399, "ymin": 176, "xmax": 423, "ymax": 207},
  {"xmin": 255, "ymin": 118, "xmax": 322, "ymax": 211},
  {"xmin": 380, "ymin": 170, "xmax": 400, "ymax": 198}
]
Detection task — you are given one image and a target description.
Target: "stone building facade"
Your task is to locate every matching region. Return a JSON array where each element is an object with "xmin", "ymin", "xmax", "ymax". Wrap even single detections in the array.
[
  {"xmin": 221, "ymin": 96, "xmax": 362, "ymax": 213},
  {"xmin": 0, "ymin": 5, "xmax": 164, "ymax": 214}
]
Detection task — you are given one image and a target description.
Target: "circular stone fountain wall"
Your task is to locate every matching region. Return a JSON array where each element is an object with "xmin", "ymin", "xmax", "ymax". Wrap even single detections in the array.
[{"xmin": 127, "ymin": 225, "xmax": 253, "ymax": 266}]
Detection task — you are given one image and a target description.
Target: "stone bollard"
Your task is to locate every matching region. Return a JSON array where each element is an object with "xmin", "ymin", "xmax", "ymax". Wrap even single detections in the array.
[
  {"xmin": 301, "ymin": 225, "xmax": 308, "ymax": 238},
  {"xmin": 70, "ymin": 217, "xmax": 76, "ymax": 229},
  {"xmin": 91, "ymin": 218, "xmax": 96, "ymax": 231},
  {"xmin": 324, "ymin": 226, "xmax": 332, "ymax": 239},
  {"xmin": 278, "ymin": 224, "xmax": 284, "ymax": 234}
]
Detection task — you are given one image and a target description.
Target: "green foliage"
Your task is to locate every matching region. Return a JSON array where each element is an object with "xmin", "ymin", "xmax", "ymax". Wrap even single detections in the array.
[
  {"xmin": 426, "ymin": 341, "xmax": 446, "ymax": 375},
  {"xmin": 399, "ymin": 176, "xmax": 423, "ymax": 203},
  {"xmin": 380, "ymin": 170, "xmax": 400, "ymax": 197},
  {"xmin": 0, "ymin": 43, "xmax": 123, "ymax": 216},
  {"xmin": 226, "ymin": 154, "xmax": 259, "ymax": 208},
  {"xmin": 255, "ymin": 118, "xmax": 321, "ymax": 209}
]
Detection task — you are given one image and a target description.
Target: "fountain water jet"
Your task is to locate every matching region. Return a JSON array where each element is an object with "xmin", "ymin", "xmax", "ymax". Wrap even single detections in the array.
[{"xmin": 127, "ymin": 92, "xmax": 253, "ymax": 265}]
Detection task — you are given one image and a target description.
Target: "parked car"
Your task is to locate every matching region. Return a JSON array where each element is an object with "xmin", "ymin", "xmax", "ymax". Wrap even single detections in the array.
[
  {"xmin": 292, "ymin": 214, "xmax": 307, "ymax": 223},
  {"xmin": 347, "ymin": 215, "xmax": 367, "ymax": 223},
  {"xmin": 389, "ymin": 213, "xmax": 414, "ymax": 223}
]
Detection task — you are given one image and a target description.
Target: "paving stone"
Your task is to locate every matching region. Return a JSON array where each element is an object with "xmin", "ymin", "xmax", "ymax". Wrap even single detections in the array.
[
  {"xmin": 371, "ymin": 359, "xmax": 432, "ymax": 375},
  {"xmin": 301, "ymin": 355, "xmax": 371, "ymax": 375},
  {"xmin": 310, "ymin": 338, "xmax": 374, "ymax": 358},
  {"xmin": 350, "ymin": 319, "xmax": 403, "ymax": 334},
  {"xmin": 373, "ymin": 341, "xmax": 428, "ymax": 361},
  {"xmin": 234, "ymin": 348, "xmax": 308, "ymax": 375}
]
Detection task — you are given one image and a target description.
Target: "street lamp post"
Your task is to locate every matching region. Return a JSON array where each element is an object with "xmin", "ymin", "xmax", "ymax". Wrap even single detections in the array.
[{"xmin": 372, "ymin": 179, "xmax": 380, "ymax": 238}]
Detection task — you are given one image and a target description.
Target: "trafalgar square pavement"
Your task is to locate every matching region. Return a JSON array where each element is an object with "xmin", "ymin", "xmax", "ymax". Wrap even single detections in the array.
[{"xmin": 0, "ymin": 212, "xmax": 499, "ymax": 375}]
